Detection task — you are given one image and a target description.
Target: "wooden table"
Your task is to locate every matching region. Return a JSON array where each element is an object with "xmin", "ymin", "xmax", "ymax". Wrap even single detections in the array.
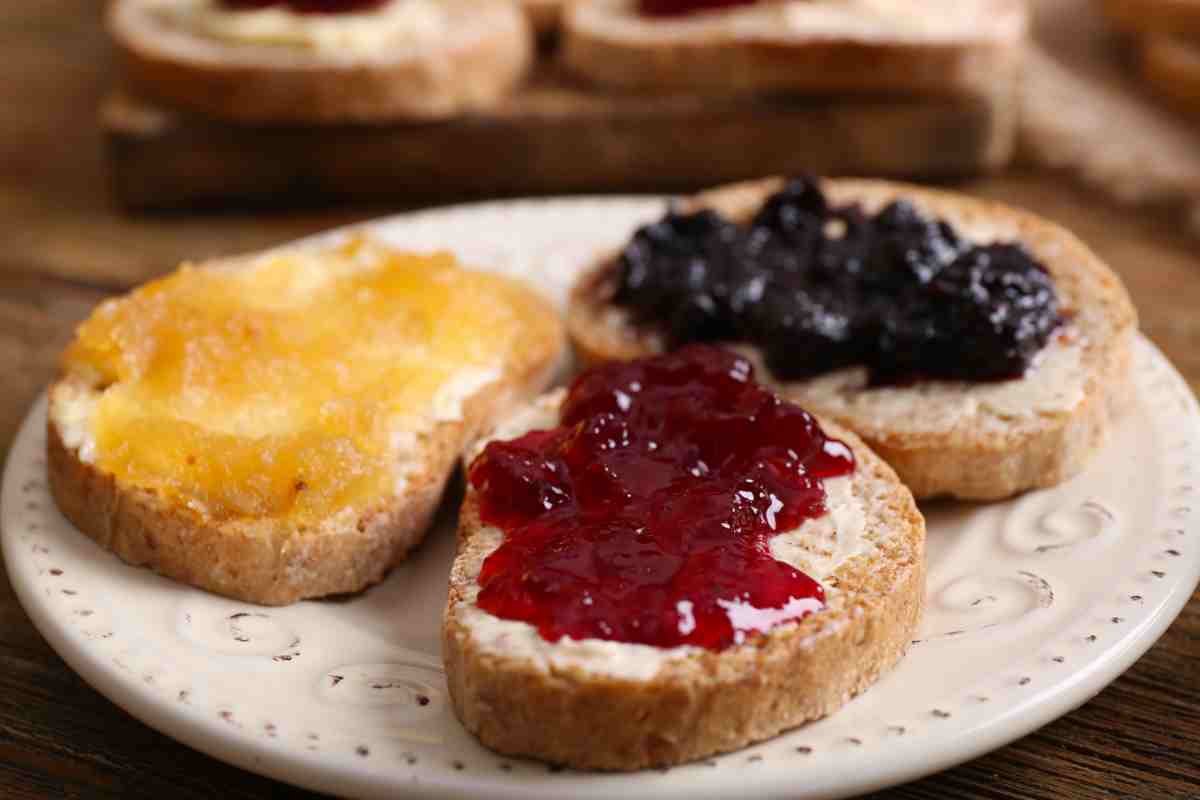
[{"xmin": 1, "ymin": 3, "xmax": 1198, "ymax": 798}]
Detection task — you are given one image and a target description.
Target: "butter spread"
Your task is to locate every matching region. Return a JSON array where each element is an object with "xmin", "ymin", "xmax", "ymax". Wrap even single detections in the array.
[
  {"xmin": 155, "ymin": 0, "xmax": 448, "ymax": 54},
  {"xmin": 599, "ymin": 0, "xmax": 1019, "ymax": 43},
  {"xmin": 778, "ymin": 0, "xmax": 1005, "ymax": 40}
]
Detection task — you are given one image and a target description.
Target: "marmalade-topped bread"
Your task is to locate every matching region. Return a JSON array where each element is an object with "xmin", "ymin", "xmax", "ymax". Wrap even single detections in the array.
[
  {"xmin": 48, "ymin": 238, "xmax": 565, "ymax": 605},
  {"xmin": 562, "ymin": 0, "xmax": 1027, "ymax": 97},
  {"xmin": 568, "ymin": 177, "xmax": 1137, "ymax": 500},
  {"xmin": 444, "ymin": 346, "xmax": 925, "ymax": 769}
]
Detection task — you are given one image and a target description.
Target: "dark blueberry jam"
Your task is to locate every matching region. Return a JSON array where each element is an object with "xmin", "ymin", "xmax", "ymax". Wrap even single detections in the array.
[
  {"xmin": 613, "ymin": 178, "xmax": 1062, "ymax": 385},
  {"xmin": 220, "ymin": 0, "xmax": 388, "ymax": 14},
  {"xmin": 639, "ymin": 0, "xmax": 758, "ymax": 17},
  {"xmin": 469, "ymin": 345, "xmax": 853, "ymax": 651}
]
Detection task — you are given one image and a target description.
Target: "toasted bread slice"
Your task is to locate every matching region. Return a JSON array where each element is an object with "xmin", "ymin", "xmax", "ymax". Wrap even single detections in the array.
[
  {"xmin": 561, "ymin": 0, "xmax": 1027, "ymax": 96},
  {"xmin": 443, "ymin": 388, "xmax": 925, "ymax": 770},
  {"xmin": 568, "ymin": 177, "xmax": 1137, "ymax": 500},
  {"xmin": 1140, "ymin": 33, "xmax": 1200, "ymax": 115},
  {"xmin": 107, "ymin": 0, "xmax": 533, "ymax": 123},
  {"xmin": 1100, "ymin": 0, "xmax": 1200, "ymax": 39},
  {"xmin": 47, "ymin": 239, "xmax": 565, "ymax": 605}
]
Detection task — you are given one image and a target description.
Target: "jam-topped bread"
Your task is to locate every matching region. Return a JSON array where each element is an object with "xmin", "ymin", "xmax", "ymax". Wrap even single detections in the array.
[
  {"xmin": 562, "ymin": 0, "xmax": 1027, "ymax": 97},
  {"xmin": 107, "ymin": 0, "xmax": 533, "ymax": 123},
  {"xmin": 443, "ymin": 346, "xmax": 925, "ymax": 769},
  {"xmin": 568, "ymin": 177, "xmax": 1137, "ymax": 500},
  {"xmin": 47, "ymin": 238, "xmax": 564, "ymax": 605}
]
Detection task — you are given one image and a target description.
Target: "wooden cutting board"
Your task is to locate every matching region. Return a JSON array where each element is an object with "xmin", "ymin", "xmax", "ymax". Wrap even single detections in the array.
[{"xmin": 104, "ymin": 63, "xmax": 1015, "ymax": 211}]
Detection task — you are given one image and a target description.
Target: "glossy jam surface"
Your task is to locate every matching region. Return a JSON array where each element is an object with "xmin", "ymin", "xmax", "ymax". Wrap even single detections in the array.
[
  {"xmin": 219, "ymin": 0, "xmax": 389, "ymax": 14},
  {"xmin": 469, "ymin": 346, "xmax": 854, "ymax": 651},
  {"xmin": 614, "ymin": 178, "xmax": 1063, "ymax": 385},
  {"xmin": 65, "ymin": 239, "xmax": 556, "ymax": 523},
  {"xmin": 639, "ymin": 0, "xmax": 758, "ymax": 16}
]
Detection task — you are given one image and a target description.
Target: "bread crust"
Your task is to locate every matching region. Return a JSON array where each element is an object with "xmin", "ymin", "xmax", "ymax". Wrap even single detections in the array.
[
  {"xmin": 566, "ymin": 177, "xmax": 1138, "ymax": 501},
  {"xmin": 1101, "ymin": 0, "xmax": 1200, "ymax": 38},
  {"xmin": 1140, "ymin": 34, "xmax": 1200, "ymax": 116},
  {"xmin": 107, "ymin": 0, "xmax": 534, "ymax": 124},
  {"xmin": 561, "ymin": 0, "xmax": 1027, "ymax": 97},
  {"xmin": 46, "ymin": 250, "xmax": 565, "ymax": 606},
  {"xmin": 443, "ymin": 412, "xmax": 925, "ymax": 770}
]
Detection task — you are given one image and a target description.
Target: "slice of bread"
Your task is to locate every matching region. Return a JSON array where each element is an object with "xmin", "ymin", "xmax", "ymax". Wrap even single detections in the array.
[
  {"xmin": 568, "ymin": 177, "xmax": 1137, "ymax": 501},
  {"xmin": 107, "ymin": 0, "xmax": 534, "ymax": 123},
  {"xmin": 47, "ymin": 240, "xmax": 565, "ymax": 605},
  {"xmin": 443, "ymin": 388, "xmax": 925, "ymax": 770},
  {"xmin": 1140, "ymin": 33, "xmax": 1200, "ymax": 115},
  {"xmin": 1101, "ymin": 0, "xmax": 1200, "ymax": 39},
  {"xmin": 561, "ymin": 0, "xmax": 1027, "ymax": 96}
]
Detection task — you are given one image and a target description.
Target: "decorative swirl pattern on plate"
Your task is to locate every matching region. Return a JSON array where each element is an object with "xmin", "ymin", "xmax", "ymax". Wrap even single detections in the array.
[
  {"xmin": 919, "ymin": 571, "xmax": 1054, "ymax": 642},
  {"xmin": 1004, "ymin": 500, "xmax": 1116, "ymax": 555},
  {"xmin": 318, "ymin": 659, "xmax": 444, "ymax": 724},
  {"xmin": 176, "ymin": 607, "xmax": 301, "ymax": 659}
]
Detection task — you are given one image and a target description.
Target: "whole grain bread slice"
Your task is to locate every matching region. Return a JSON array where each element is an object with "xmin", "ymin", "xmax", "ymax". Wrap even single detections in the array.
[
  {"xmin": 567, "ymin": 177, "xmax": 1137, "ymax": 500},
  {"xmin": 443, "ymin": 389, "xmax": 925, "ymax": 770},
  {"xmin": 561, "ymin": 0, "xmax": 1027, "ymax": 97},
  {"xmin": 107, "ymin": 0, "xmax": 533, "ymax": 124},
  {"xmin": 47, "ymin": 241, "xmax": 565, "ymax": 605}
]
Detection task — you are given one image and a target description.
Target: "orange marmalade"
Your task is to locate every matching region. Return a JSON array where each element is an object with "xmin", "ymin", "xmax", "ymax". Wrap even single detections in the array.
[{"xmin": 61, "ymin": 239, "xmax": 559, "ymax": 524}]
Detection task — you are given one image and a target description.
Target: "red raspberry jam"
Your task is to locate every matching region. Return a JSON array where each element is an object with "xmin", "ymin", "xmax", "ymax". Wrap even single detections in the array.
[
  {"xmin": 468, "ymin": 345, "xmax": 855, "ymax": 651},
  {"xmin": 639, "ymin": 0, "xmax": 758, "ymax": 17},
  {"xmin": 219, "ymin": 0, "xmax": 389, "ymax": 14}
]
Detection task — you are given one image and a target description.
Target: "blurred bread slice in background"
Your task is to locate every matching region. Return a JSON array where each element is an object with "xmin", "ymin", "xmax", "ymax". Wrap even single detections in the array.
[
  {"xmin": 562, "ymin": 0, "xmax": 1028, "ymax": 97},
  {"xmin": 107, "ymin": 0, "xmax": 534, "ymax": 123}
]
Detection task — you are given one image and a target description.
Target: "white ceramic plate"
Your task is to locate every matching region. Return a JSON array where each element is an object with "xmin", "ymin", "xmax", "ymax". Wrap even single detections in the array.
[{"xmin": 4, "ymin": 197, "xmax": 1199, "ymax": 800}]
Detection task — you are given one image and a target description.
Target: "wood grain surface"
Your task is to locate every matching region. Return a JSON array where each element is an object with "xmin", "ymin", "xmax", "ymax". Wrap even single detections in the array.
[
  {"xmin": 103, "ymin": 63, "xmax": 1013, "ymax": 210},
  {"xmin": 0, "ymin": 2, "xmax": 1197, "ymax": 799}
]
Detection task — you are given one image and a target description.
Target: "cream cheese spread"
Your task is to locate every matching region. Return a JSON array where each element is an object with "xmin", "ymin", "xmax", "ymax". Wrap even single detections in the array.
[
  {"xmin": 597, "ymin": 0, "xmax": 1019, "ymax": 43},
  {"xmin": 786, "ymin": 333, "xmax": 1088, "ymax": 435}
]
